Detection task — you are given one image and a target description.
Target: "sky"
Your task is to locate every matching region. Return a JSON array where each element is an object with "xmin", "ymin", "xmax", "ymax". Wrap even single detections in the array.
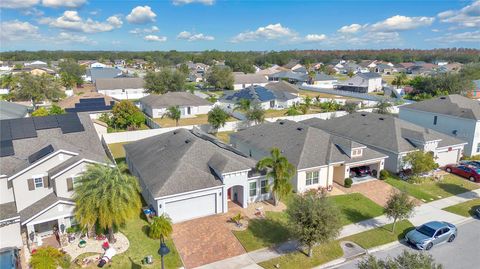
[{"xmin": 0, "ymin": 0, "xmax": 479, "ymax": 51}]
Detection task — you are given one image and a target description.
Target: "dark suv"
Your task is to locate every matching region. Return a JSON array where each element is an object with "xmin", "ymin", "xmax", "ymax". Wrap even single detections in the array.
[{"xmin": 350, "ymin": 166, "xmax": 371, "ymax": 178}]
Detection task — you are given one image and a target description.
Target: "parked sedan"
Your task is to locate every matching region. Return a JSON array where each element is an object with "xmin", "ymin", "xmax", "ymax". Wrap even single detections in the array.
[
  {"xmin": 459, "ymin": 160, "xmax": 480, "ymax": 169},
  {"xmin": 445, "ymin": 164, "xmax": 480, "ymax": 182},
  {"xmin": 350, "ymin": 166, "xmax": 371, "ymax": 178},
  {"xmin": 405, "ymin": 221, "xmax": 457, "ymax": 250}
]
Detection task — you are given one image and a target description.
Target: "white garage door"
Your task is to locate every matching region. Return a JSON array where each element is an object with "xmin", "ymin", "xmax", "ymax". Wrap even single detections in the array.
[
  {"xmin": 165, "ymin": 194, "xmax": 217, "ymax": 223},
  {"xmin": 436, "ymin": 150, "xmax": 459, "ymax": 167}
]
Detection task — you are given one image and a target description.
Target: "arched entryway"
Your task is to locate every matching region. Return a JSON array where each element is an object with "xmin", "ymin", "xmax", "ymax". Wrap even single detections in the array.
[{"xmin": 227, "ymin": 185, "xmax": 245, "ymax": 208}]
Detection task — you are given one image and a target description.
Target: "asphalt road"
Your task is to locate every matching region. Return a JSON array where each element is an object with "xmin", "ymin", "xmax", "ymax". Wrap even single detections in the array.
[{"xmin": 335, "ymin": 219, "xmax": 480, "ymax": 269}]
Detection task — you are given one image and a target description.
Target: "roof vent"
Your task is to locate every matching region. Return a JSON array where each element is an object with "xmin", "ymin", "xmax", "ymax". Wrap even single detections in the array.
[
  {"xmin": 297, "ymin": 127, "xmax": 303, "ymax": 131},
  {"xmin": 440, "ymin": 97, "xmax": 446, "ymax": 100},
  {"xmin": 185, "ymin": 139, "xmax": 191, "ymax": 144},
  {"xmin": 279, "ymin": 121, "xmax": 285, "ymax": 125},
  {"xmin": 173, "ymin": 130, "xmax": 179, "ymax": 135},
  {"xmin": 361, "ymin": 113, "xmax": 366, "ymax": 116},
  {"xmin": 379, "ymin": 117, "xmax": 384, "ymax": 120}
]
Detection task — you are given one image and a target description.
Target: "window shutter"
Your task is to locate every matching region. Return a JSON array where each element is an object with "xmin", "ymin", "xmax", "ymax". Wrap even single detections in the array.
[
  {"xmin": 43, "ymin": 176, "xmax": 50, "ymax": 188},
  {"xmin": 67, "ymin": 178, "xmax": 74, "ymax": 192},
  {"xmin": 28, "ymin": 178, "xmax": 35, "ymax": 191}
]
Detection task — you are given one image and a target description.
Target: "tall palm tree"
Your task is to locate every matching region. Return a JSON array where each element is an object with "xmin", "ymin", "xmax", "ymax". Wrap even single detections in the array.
[
  {"xmin": 234, "ymin": 98, "xmax": 251, "ymax": 112},
  {"xmin": 162, "ymin": 106, "xmax": 181, "ymax": 126},
  {"xmin": 392, "ymin": 73, "xmax": 407, "ymax": 89},
  {"xmin": 73, "ymin": 164, "xmax": 141, "ymax": 242},
  {"xmin": 246, "ymin": 105, "xmax": 265, "ymax": 124},
  {"xmin": 257, "ymin": 148, "xmax": 296, "ymax": 206},
  {"xmin": 149, "ymin": 214, "xmax": 173, "ymax": 243}
]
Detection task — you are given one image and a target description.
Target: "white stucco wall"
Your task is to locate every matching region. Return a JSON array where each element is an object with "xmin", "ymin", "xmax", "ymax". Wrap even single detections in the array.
[
  {"xmin": 367, "ymin": 78, "xmax": 383, "ymax": 92},
  {"xmin": 0, "ymin": 177, "xmax": 15, "ymax": 204},
  {"xmin": 146, "ymin": 105, "xmax": 212, "ymax": 119},
  {"xmin": 98, "ymin": 88, "xmax": 148, "ymax": 100},
  {"xmin": 234, "ymin": 82, "xmax": 268, "ymax": 90},
  {"xmin": 0, "ymin": 220, "xmax": 22, "ymax": 249}
]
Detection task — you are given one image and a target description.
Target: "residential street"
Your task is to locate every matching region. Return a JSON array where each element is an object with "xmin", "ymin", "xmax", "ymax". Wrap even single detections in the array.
[{"xmin": 334, "ymin": 219, "xmax": 480, "ymax": 269}]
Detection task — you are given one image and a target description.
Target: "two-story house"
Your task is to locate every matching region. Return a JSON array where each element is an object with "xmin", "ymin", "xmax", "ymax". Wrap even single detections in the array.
[
  {"xmin": 124, "ymin": 128, "xmax": 270, "ymax": 223},
  {"xmin": 302, "ymin": 112, "xmax": 467, "ymax": 173},
  {"xmin": 230, "ymin": 120, "xmax": 388, "ymax": 191},
  {"xmin": 336, "ymin": 73, "xmax": 383, "ymax": 93},
  {"xmin": 399, "ymin": 95, "xmax": 480, "ymax": 157},
  {"xmin": 0, "ymin": 113, "xmax": 109, "ymax": 250}
]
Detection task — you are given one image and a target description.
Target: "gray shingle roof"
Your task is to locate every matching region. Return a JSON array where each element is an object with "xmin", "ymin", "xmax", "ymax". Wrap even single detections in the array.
[
  {"xmin": 401, "ymin": 94, "xmax": 480, "ymax": 121},
  {"xmin": 234, "ymin": 73, "xmax": 268, "ymax": 85},
  {"xmin": 0, "ymin": 202, "xmax": 18, "ymax": 221},
  {"xmin": 0, "ymin": 101, "xmax": 29, "ymax": 120},
  {"xmin": 264, "ymin": 81, "xmax": 300, "ymax": 94},
  {"xmin": 139, "ymin": 92, "xmax": 212, "ymax": 109},
  {"xmin": 18, "ymin": 193, "xmax": 72, "ymax": 223},
  {"xmin": 124, "ymin": 128, "xmax": 255, "ymax": 198},
  {"xmin": 230, "ymin": 120, "xmax": 386, "ymax": 169},
  {"xmin": 269, "ymin": 71, "xmax": 308, "ymax": 82},
  {"xmin": 0, "ymin": 113, "xmax": 109, "ymax": 177},
  {"xmin": 357, "ymin": 72, "xmax": 382, "ymax": 79},
  {"xmin": 95, "ymin": 77, "xmax": 144, "ymax": 91},
  {"xmin": 87, "ymin": 68, "xmax": 123, "ymax": 82},
  {"xmin": 302, "ymin": 112, "xmax": 466, "ymax": 154}
]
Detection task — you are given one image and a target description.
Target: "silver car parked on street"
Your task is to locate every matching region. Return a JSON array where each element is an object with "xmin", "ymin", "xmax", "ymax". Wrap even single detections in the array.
[{"xmin": 405, "ymin": 221, "xmax": 457, "ymax": 250}]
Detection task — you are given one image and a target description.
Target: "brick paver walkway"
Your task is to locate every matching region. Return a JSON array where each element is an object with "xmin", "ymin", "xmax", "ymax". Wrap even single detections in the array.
[{"xmin": 172, "ymin": 204, "xmax": 246, "ymax": 269}]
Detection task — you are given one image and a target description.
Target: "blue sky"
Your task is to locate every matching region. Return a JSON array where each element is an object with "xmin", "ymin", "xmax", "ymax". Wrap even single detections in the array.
[{"xmin": 0, "ymin": 0, "xmax": 479, "ymax": 51}]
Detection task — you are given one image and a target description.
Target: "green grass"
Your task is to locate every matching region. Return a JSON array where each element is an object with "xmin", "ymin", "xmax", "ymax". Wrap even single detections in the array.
[
  {"xmin": 342, "ymin": 220, "xmax": 414, "ymax": 249},
  {"xmin": 328, "ymin": 193, "xmax": 384, "ymax": 226},
  {"xmin": 215, "ymin": 131, "xmax": 234, "ymax": 143},
  {"xmin": 233, "ymin": 211, "xmax": 290, "ymax": 252},
  {"xmin": 385, "ymin": 175, "xmax": 479, "ymax": 202},
  {"xmin": 107, "ymin": 142, "xmax": 129, "ymax": 159},
  {"xmin": 107, "ymin": 123, "xmax": 149, "ymax": 133},
  {"xmin": 443, "ymin": 198, "xmax": 480, "ymax": 217}
]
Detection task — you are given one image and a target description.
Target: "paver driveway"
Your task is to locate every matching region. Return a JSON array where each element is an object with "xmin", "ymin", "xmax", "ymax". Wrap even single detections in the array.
[{"xmin": 172, "ymin": 205, "xmax": 246, "ymax": 268}]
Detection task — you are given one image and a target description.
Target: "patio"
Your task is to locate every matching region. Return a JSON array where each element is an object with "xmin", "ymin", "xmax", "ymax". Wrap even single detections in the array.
[{"xmin": 62, "ymin": 232, "xmax": 129, "ymax": 260}]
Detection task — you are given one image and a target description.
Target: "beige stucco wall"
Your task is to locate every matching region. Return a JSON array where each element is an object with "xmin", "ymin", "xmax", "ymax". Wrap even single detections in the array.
[
  {"xmin": 0, "ymin": 177, "xmax": 15, "ymax": 204},
  {"xmin": 54, "ymin": 161, "xmax": 89, "ymax": 199}
]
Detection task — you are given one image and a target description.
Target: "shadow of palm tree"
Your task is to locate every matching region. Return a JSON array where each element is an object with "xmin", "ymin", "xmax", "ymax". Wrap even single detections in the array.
[
  {"xmin": 437, "ymin": 183, "xmax": 472, "ymax": 196},
  {"xmin": 247, "ymin": 218, "xmax": 291, "ymax": 247}
]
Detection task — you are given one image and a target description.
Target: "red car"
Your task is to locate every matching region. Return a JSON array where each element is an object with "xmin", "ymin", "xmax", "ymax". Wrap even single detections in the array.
[{"xmin": 445, "ymin": 164, "xmax": 480, "ymax": 182}]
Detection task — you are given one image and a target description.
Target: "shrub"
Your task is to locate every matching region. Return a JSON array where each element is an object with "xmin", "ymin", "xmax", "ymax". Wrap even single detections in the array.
[
  {"xmin": 344, "ymin": 178, "xmax": 353, "ymax": 188},
  {"xmin": 379, "ymin": 170, "xmax": 390, "ymax": 180}
]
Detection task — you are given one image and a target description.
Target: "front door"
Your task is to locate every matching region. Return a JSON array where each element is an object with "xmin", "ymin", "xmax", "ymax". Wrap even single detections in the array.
[{"xmin": 227, "ymin": 188, "xmax": 232, "ymax": 200}]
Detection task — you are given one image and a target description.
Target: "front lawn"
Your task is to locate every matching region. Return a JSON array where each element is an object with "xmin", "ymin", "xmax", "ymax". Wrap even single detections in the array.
[
  {"xmin": 232, "ymin": 211, "xmax": 290, "ymax": 252},
  {"xmin": 329, "ymin": 193, "xmax": 384, "ymax": 226},
  {"xmin": 385, "ymin": 174, "xmax": 479, "ymax": 202},
  {"xmin": 443, "ymin": 198, "xmax": 480, "ymax": 217},
  {"xmin": 108, "ymin": 142, "xmax": 129, "ymax": 160},
  {"xmin": 341, "ymin": 220, "xmax": 414, "ymax": 249},
  {"xmin": 215, "ymin": 131, "xmax": 234, "ymax": 143}
]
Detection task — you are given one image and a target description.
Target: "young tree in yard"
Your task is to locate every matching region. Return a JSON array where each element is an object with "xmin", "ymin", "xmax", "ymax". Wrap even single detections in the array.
[
  {"xmin": 206, "ymin": 65, "xmax": 234, "ymax": 90},
  {"xmin": 149, "ymin": 214, "xmax": 173, "ymax": 243},
  {"xmin": 15, "ymin": 73, "xmax": 64, "ymax": 109},
  {"xmin": 234, "ymin": 98, "xmax": 251, "ymax": 111},
  {"xmin": 257, "ymin": 148, "xmax": 296, "ymax": 206},
  {"xmin": 30, "ymin": 246, "xmax": 71, "ymax": 269},
  {"xmin": 286, "ymin": 192, "xmax": 342, "ymax": 257},
  {"xmin": 246, "ymin": 105, "xmax": 265, "ymax": 124},
  {"xmin": 74, "ymin": 164, "xmax": 141, "ymax": 242},
  {"xmin": 343, "ymin": 102, "xmax": 358, "ymax": 114},
  {"xmin": 392, "ymin": 73, "xmax": 408, "ymax": 89},
  {"xmin": 357, "ymin": 250, "xmax": 442, "ymax": 269},
  {"xmin": 31, "ymin": 107, "xmax": 50, "ymax": 117},
  {"xmin": 285, "ymin": 105, "xmax": 302, "ymax": 116},
  {"xmin": 384, "ymin": 190, "xmax": 415, "ymax": 233},
  {"xmin": 144, "ymin": 69, "xmax": 186, "ymax": 94},
  {"xmin": 375, "ymin": 100, "xmax": 393, "ymax": 114},
  {"xmin": 403, "ymin": 151, "xmax": 438, "ymax": 176},
  {"xmin": 48, "ymin": 104, "xmax": 65, "ymax": 115},
  {"xmin": 208, "ymin": 106, "xmax": 230, "ymax": 133},
  {"xmin": 162, "ymin": 106, "xmax": 181, "ymax": 126},
  {"xmin": 110, "ymin": 100, "xmax": 145, "ymax": 129},
  {"xmin": 59, "ymin": 59, "xmax": 85, "ymax": 86}
]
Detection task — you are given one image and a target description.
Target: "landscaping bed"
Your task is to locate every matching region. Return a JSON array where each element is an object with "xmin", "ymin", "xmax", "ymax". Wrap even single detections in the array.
[
  {"xmin": 384, "ymin": 174, "xmax": 479, "ymax": 202},
  {"xmin": 443, "ymin": 198, "xmax": 480, "ymax": 217}
]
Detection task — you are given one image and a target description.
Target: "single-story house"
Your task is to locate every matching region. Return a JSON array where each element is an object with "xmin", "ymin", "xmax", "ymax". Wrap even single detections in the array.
[
  {"xmin": 139, "ymin": 92, "xmax": 213, "ymax": 118},
  {"xmin": 124, "ymin": 128, "xmax": 270, "ymax": 223},
  {"xmin": 219, "ymin": 85, "xmax": 301, "ymax": 111},
  {"xmin": 264, "ymin": 81, "xmax": 300, "ymax": 96},
  {"xmin": 336, "ymin": 72, "xmax": 382, "ymax": 93},
  {"xmin": 85, "ymin": 68, "xmax": 123, "ymax": 83},
  {"xmin": 268, "ymin": 71, "xmax": 308, "ymax": 85},
  {"xmin": 399, "ymin": 94, "xmax": 480, "ymax": 156},
  {"xmin": 95, "ymin": 77, "xmax": 147, "ymax": 100},
  {"xmin": 310, "ymin": 73, "xmax": 338, "ymax": 89},
  {"xmin": 233, "ymin": 73, "xmax": 269, "ymax": 90},
  {"xmin": 230, "ymin": 120, "xmax": 388, "ymax": 190},
  {"xmin": 302, "ymin": 112, "xmax": 467, "ymax": 173}
]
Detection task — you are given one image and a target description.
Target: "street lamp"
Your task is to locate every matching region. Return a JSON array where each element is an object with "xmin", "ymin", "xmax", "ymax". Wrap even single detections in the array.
[{"xmin": 158, "ymin": 240, "xmax": 170, "ymax": 269}]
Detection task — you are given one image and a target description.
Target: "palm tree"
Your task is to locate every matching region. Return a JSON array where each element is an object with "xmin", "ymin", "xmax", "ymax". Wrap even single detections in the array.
[
  {"xmin": 73, "ymin": 164, "xmax": 141, "ymax": 242},
  {"xmin": 343, "ymin": 102, "xmax": 358, "ymax": 114},
  {"xmin": 303, "ymin": 96, "xmax": 312, "ymax": 112},
  {"xmin": 234, "ymin": 98, "xmax": 251, "ymax": 112},
  {"xmin": 392, "ymin": 73, "xmax": 407, "ymax": 89},
  {"xmin": 284, "ymin": 106, "xmax": 301, "ymax": 116},
  {"xmin": 246, "ymin": 105, "xmax": 265, "ymax": 124},
  {"xmin": 257, "ymin": 148, "xmax": 296, "ymax": 206},
  {"xmin": 162, "ymin": 106, "xmax": 181, "ymax": 126},
  {"xmin": 148, "ymin": 214, "xmax": 173, "ymax": 243}
]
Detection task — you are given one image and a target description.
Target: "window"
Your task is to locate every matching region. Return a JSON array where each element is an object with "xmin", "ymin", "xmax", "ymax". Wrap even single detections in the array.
[
  {"xmin": 477, "ymin": 143, "xmax": 480, "ymax": 153},
  {"xmin": 433, "ymin": 116, "xmax": 437, "ymax": 125},
  {"xmin": 34, "ymin": 177, "xmax": 43, "ymax": 188},
  {"xmin": 306, "ymin": 171, "xmax": 319, "ymax": 186},
  {"xmin": 249, "ymin": 182, "xmax": 257, "ymax": 197},
  {"xmin": 352, "ymin": 149, "xmax": 362, "ymax": 157},
  {"xmin": 260, "ymin": 180, "xmax": 268, "ymax": 194},
  {"xmin": 187, "ymin": 107, "xmax": 191, "ymax": 114}
]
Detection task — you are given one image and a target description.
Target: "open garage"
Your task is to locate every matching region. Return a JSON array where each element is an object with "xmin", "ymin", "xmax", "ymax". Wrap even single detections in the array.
[{"xmin": 333, "ymin": 158, "xmax": 386, "ymax": 186}]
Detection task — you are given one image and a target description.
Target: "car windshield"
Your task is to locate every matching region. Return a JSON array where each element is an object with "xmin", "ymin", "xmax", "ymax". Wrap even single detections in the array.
[{"xmin": 416, "ymin": 225, "xmax": 436, "ymax": 237}]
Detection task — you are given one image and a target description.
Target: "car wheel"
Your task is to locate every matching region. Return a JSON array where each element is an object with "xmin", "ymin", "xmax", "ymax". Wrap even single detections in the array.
[
  {"xmin": 425, "ymin": 242, "xmax": 433, "ymax": 250},
  {"xmin": 469, "ymin": 176, "xmax": 475, "ymax": 182},
  {"xmin": 446, "ymin": 168, "xmax": 452, "ymax": 173},
  {"xmin": 448, "ymin": 234, "xmax": 456, "ymax": 242}
]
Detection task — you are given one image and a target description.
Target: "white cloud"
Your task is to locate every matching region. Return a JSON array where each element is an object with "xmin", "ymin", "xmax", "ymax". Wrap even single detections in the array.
[
  {"xmin": 21, "ymin": 7, "xmax": 44, "ymax": 16},
  {"xmin": 428, "ymin": 30, "xmax": 480, "ymax": 43},
  {"xmin": 438, "ymin": 0, "xmax": 480, "ymax": 28},
  {"xmin": 369, "ymin": 15, "xmax": 434, "ymax": 32},
  {"xmin": 0, "ymin": 0, "xmax": 39, "ymax": 8},
  {"xmin": 231, "ymin": 23, "xmax": 297, "ymax": 42},
  {"xmin": 304, "ymin": 34, "xmax": 327, "ymax": 42},
  {"xmin": 39, "ymin": 11, "xmax": 123, "ymax": 33},
  {"xmin": 56, "ymin": 32, "xmax": 96, "ymax": 44},
  {"xmin": 0, "ymin": 20, "xmax": 40, "ymax": 41},
  {"xmin": 177, "ymin": 31, "xmax": 214, "ymax": 41},
  {"xmin": 126, "ymin": 6, "xmax": 157, "ymax": 24},
  {"xmin": 338, "ymin": 23, "xmax": 364, "ymax": 34},
  {"xmin": 42, "ymin": 0, "xmax": 86, "ymax": 8},
  {"xmin": 144, "ymin": 35, "xmax": 167, "ymax": 42},
  {"xmin": 129, "ymin": 26, "xmax": 159, "ymax": 34},
  {"xmin": 172, "ymin": 0, "xmax": 214, "ymax": 5}
]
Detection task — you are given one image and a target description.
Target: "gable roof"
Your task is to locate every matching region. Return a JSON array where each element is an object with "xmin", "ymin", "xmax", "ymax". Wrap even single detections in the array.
[
  {"xmin": 230, "ymin": 120, "xmax": 386, "ymax": 170},
  {"xmin": 234, "ymin": 73, "xmax": 268, "ymax": 85},
  {"xmin": 0, "ymin": 101, "xmax": 29, "ymax": 120},
  {"xmin": 221, "ymin": 85, "xmax": 297, "ymax": 103},
  {"xmin": 87, "ymin": 68, "xmax": 122, "ymax": 82},
  {"xmin": 357, "ymin": 72, "xmax": 382, "ymax": 79},
  {"xmin": 19, "ymin": 193, "xmax": 73, "ymax": 224},
  {"xmin": 269, "ymin": 71, "xmax": 308, "ymax": 82},
  {"xmin": 95, "ymin": 77, "xmax": 144, "ymax": 91},
  {"xmin": 139, "ymin": 92, "xmax": 211, "ymax": 109},
  {"xmin": 314, "ymin": 73, "xmax": 336, "ymax": 81},
  {"xmin": 58, "ymin": 92, "xmax": 115, "ymax": 111},
  {"xmin": 264, "ymin": 81, "xmax": 299, "ymax": 94},
  {"xmin": 302, "ymin": 112, "xmax": 466, "ymax": 154},
  {"xmin": 124, "ymin": 128, "xmax": 255, "ymax": 198},
  {"xmin": 401, "ymin": 94, "xmax": 480, "ymax": 121}
]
